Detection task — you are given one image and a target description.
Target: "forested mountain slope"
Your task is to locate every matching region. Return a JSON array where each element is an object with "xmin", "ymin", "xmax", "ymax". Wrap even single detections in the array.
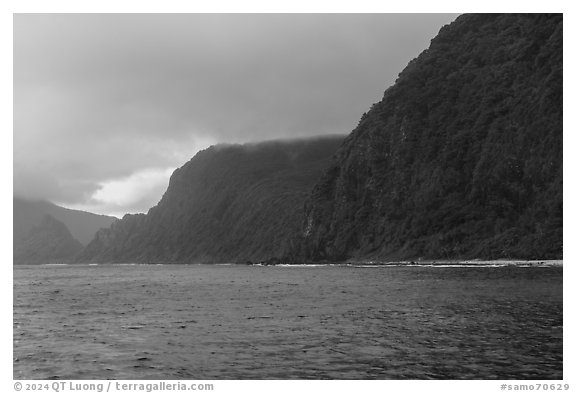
[
  {"xmin": 78, "ymin": 136, "xmax": 344, "ymax": 263},
  {"xmin": 293, "ymin": 14, "xmax": 562, "ymax": 262}
]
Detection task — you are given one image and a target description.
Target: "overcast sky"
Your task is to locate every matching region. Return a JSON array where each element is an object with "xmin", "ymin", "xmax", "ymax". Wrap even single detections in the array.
[{"xmin": 14, "ymin": 13, "xmax": 458, "ymax": 217}]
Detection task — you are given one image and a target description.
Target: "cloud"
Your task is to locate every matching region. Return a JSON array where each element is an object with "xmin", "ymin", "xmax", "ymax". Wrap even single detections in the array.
[
  {"xmin": 14, "ymin": 13, "xmax": 458, "ymax": 216},
  {"xmin": 61, "ymin": 167, "xmax": 177, "ymax": 218}
]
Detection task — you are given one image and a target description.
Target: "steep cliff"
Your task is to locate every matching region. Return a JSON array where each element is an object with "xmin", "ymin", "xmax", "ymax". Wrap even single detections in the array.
[
  {"xmin": 79, "ymin": 136, "xmax": 344, "ymax": 263},
  {"xmin": 14, "ymin": 214, "xmax": 83, "ymax": 264},
  {"xmin": 295, "ymin": 14, "xmax": 562, "ymax": 262}
]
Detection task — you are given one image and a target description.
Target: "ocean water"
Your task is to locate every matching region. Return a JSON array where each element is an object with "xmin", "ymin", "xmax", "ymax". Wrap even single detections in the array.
[{"xmin": 14, "ymin": 264, "xmax": 562, "ymax": 380}]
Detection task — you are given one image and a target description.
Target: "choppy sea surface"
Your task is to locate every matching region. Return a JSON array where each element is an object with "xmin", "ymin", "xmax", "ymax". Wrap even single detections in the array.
[{"xmin": 14, "ymin": 264, "xmax": 562, "ymax": 379}]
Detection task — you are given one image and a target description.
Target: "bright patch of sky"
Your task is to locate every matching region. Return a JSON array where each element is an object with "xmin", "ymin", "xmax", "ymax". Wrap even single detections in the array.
[{"xmin": 14, "ymin": 13, "xmax": 459, "ymax": 216}]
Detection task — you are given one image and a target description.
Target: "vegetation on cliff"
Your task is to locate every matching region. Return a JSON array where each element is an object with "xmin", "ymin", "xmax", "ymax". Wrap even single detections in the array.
[
  {"xmin": 70, "ymin": 14, "xmax": 563, "ymax": 264},
  {"xmin": 295, "ymin": 14, "xmax": 562, "ymax": 262},
  {"xmin": 79, "ymin": 136, "xmax": 344, "ymax": 263}
]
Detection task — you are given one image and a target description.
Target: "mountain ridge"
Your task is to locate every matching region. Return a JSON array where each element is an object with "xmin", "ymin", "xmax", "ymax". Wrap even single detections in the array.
[
  {"xmin": 14, "ymin": 214, "xmax": 83, "ymax": 264},
  {"xmin": 14, "ymin": 197, "xmax": 117, "ymax": 246},
  {"xmin": 26, "ymin": 14, "xmax": 562, "ymax": 265},
  {"xmin": 291, "ymin": 13, "xmax": 562, "ymax": 262},
  {"xmin": 78, "ymin": 135, "xmax": 345, "ymax": 263}
]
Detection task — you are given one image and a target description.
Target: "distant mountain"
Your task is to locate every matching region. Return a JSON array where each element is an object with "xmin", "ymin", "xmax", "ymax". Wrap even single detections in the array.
[
  {"xmin": 78, "ymin": 136, "xmax": 345, "ymax": 263},
  {"xmin": 14, "ymin": 214, "xmax": 83, "ymax": 264},
  {"xmin": 13, "ymin": 197, "xmax": 117, "ymax": 246},
  {"xmin": 293, "ymin": 14, "xmax": 562, "ymax": 262}
]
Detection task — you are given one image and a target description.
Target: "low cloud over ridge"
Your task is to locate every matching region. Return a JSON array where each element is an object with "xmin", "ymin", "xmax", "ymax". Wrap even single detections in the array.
[{"xmin": 14, "ymin": 13, "xmax": 458, "ymax": 216}]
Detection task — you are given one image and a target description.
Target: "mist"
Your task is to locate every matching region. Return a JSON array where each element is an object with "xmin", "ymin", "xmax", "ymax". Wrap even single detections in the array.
[{"xmin": 14, "ymin": 13, "xmax": 458, "ymax": 217}]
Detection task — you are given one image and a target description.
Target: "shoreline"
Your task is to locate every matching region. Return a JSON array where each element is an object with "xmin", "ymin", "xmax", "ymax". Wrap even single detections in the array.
[
  {"xmin": 342, "ymin": 259, "xmax": 563, "ymax": 267},
  {"xmin": 16, "ymin": 260, "xmax": 563, "ymax": 268}
]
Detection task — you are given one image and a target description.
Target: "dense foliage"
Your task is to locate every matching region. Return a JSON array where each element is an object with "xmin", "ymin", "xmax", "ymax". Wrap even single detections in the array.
[
  {"xmin": 295, "ymin": 14, "xmax": 562, "ymax": 262},
  {"xmin": 76, "ymin": 14, "xmax": 562, "ymax": 264},
  {"xmin": 79, "ymin": 136, "xmax": 344, "ymax": 263}
]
